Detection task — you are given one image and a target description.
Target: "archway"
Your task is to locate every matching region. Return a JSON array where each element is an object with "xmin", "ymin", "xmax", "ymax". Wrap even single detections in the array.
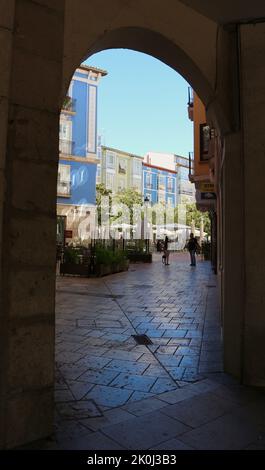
[
  {"xmin": 55, "ymin": 46, "xmax": 223, "ymax": 428},
  {"xmin": 1, "ymin": 0, "xmax": 248, "ymax": 449}
]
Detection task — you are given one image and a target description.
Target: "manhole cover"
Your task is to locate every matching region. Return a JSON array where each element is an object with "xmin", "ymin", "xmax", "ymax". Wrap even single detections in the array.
[
  {"xmin": 132, "ymin": 334, "xmax": 153, "ymax": 345},
  {"xmin": 130, "ymin": 285, "xmax": 153, "ymax": 289}
]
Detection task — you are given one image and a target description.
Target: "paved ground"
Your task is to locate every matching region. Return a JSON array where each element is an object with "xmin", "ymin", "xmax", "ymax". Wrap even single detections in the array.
[{"xmin": 29, "ymin": 253, "xmax": 265, "ymax": 449}]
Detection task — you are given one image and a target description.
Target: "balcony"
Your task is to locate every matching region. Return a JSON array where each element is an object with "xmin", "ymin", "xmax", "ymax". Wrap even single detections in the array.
[
  {"xmin": 59, "ymin": 139, "xmax": 74, "ymax": 156},
  {"xmin": 57, "ymin": 180, "xmax": 71, "ymax": 197},
  {"xmin": 187, "ymin": 86, "xmax": 194, "ymax": 121},
  {"xmin": 62, "ymin": 96, "xmax": 76, "ymax": 113},
  {"xmin": 189, "ymin": 151, "xmax": 194, "ymax": 181}
]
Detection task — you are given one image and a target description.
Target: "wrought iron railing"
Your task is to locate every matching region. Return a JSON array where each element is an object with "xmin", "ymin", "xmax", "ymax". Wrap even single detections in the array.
[
  {"xmin": 189, "ymin": 151, "xmax": 194, "ymax": 177},
  {"xmin": 59, "ymin": 139, "xmax": 74, "ymax": 156},
  {"xmin": 57, "ymin": 180, "xmax": 71, "ymax": 197}
]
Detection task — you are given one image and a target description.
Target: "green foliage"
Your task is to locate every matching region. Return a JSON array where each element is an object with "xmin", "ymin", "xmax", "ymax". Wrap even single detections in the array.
[
  {"xmin": 126, "ymin": 239, "xmax": 147, "ymax": 253},
  {"xmin": 114, "ymin": 188, "xmax": 143, "ymax": 224},
  {"xmin": 63, "ymin": 246, "xmax": 80, "ymax": 264},
  {"xmin": 175, "ymin": 203, "xmax": 211, "ymax": 235},
  {"xmin": 96, "ymin": 184, "xmax": 113, "ymax": 226},
  {"xmin": 115, "ymin": 188, "xmax": 143, "ymax": 208},
  {"xmin": 95, "ymin": 247, "xmax": 127, "ymax": 266}
]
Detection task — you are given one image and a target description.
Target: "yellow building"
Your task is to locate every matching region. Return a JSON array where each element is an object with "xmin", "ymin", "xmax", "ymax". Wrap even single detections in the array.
[{"xmin": 188, "ymin": 89, "xmax": 220, "ymax": 272}]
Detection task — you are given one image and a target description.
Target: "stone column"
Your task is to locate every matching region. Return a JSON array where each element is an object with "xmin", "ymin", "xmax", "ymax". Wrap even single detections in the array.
[
  {"xmin": 240, "ymin": 22, "xmax": 265, "ymax": 387},
  {"xmin": 222, "ymin": 132, "xmax": 245, "ymax": 380},
  {"xmin": 0, "ymin": 0, "xmax": 65, "ymax": 449}
]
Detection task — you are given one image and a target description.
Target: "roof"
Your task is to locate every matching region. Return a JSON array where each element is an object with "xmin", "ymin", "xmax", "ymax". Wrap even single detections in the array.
[
  {"xmin": 143, "ymin": 162, "xmax": 177, "ymax": 175},
  {"xmin": 78, "ymin": 64, "xmax": 108, "ymax": 76},
  {"xmin": 101, "ymin": 146, "xmax": 144, "ymax": 159}
]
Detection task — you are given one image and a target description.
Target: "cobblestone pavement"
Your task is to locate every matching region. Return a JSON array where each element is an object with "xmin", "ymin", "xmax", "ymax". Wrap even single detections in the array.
[{"xmin": 29, "ymin": 253, "xmax": 265, "ymax": 450}]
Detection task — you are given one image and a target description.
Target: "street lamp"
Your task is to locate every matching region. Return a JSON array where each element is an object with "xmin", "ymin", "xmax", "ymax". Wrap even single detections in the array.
[{"xmin": 143, "ymin": 196, "xmax": 151, "ymax": 252}]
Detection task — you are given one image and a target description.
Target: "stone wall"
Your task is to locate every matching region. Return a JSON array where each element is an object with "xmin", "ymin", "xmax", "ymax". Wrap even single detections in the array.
[
  {"xmin": 240, "ymin": 23, "xmax": 265, "ymax": 386},
  {"xmin": 0, "ymin": 0, "xmax": 65, "ymax": 449}
]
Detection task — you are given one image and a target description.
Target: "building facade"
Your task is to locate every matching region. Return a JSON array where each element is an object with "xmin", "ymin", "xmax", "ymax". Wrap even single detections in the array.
[
  {"xmin": 98, "ymin": 146, "xmax": 143, "ymax": 194},
  {"xmin": 144, "ymin": 151, "xmax": 195, "ymax": 205},
  {"xmin": 57, "ymin": 65, "xmax": 107, "ymax": 243},
  {"xmin": 175, "ymin": 154, "xmax": 195, "ymax": 204},
  {"xmin": 143, "ymin": 162, "xmax": 177, "ymax": 207},
  {"xmin": 188, "ymin": 88, "xmax": 219, "ymax": 272}
]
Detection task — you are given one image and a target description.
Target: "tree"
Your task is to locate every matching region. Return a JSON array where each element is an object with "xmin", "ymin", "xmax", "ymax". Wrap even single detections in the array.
[
  {"xmin": 96, "ymin": 183, "xmax": 112, "ymax": 226},
  {"xmin": 184, "ymin": 203, "xmax": 211, "ymax": 235},
  {"xmin": 114, "ymin": 188, "xmax": 143, "ymax": 224}
]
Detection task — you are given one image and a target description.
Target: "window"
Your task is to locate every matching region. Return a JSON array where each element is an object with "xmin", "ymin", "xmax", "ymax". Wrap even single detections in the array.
[
  {"xmin": 118, "ymin": 178, "xmax": 126, "ymax": 192},
  {"xmin": 167, "ymin": 177, "xmax": 174, "ymax": 192},
  {"xmin": 96, "ymin": 165, "xmax": 101, "ymax": 184},
  {"xmin": 146, "ymin": 172, "xmax": 152, "ymax": 189},
  {"xmin": 132, "ymin": 178, "xmax": 141, "ymax": 192},
  {"xmin": 57, "ymin": 164, "xmax": 71, "ymax": 197},
  {"xmin": 118, "ymin": 158, "xmax": 127, "ymax": 175},
  {"xmin": 145, "ymin": 192, "xmax": 152, "ymax": 203},
  {"xmin": 106, "ymin": 151, "xmax": 116, "ymax": 169},
  {"xmin": 59, "ymin": 120, "xmax": 72, "ymax": 155},
  {"xmin": 59, "ymin": 120, "xmax": 72, "ymax": 141},
  {"xmin": 200, "ymin": 123, "xmax": 211, "ymax": 161},
  {"xmin": 133, "ymin": 159, "xmax": 142, "ymax": 176},
  {"xmin": 158, "ymin": 191, "xmax": 166, "ymax": 203},
  {"xmin": 106, "ymin": 172, "xmax": 114, "ymax": 190},
  {"xmin": 158, "ymin": 174, "xmax": 166, "ymax": 191}
]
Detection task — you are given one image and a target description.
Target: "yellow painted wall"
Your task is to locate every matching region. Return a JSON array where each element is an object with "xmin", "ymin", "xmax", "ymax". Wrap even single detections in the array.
[{"xmin": 193, "ymin": 93, "xmax": 210, "ymax": 179}]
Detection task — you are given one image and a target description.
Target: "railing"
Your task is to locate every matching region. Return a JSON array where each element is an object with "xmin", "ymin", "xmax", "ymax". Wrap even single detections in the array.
[
  {"xmin": 188, "ymin": 87, "xmax": 194, "ymax": 106},
  {"xmin": 62, "ymin": 96, "xmax": 76, "ymax": 113},
  {"xmin": 57, "ymin": 180, "xmax": 71, "ymax": 197},
  {"xmin": 59, "ymin": 139, "xmax": 74, "ymax": 156},
  {"xmin": 189, "ymin": 151, "xmax": 194, "ymax": 178}
]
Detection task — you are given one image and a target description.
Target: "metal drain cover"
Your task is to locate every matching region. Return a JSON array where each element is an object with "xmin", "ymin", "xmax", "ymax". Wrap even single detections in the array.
[
  {"xmin": 130, "ymin": 284, "xmax": 153, "ymax": 289},
  {"xmin": 132, "ymin": 334, "xmax": 153, "ymax": 345}
]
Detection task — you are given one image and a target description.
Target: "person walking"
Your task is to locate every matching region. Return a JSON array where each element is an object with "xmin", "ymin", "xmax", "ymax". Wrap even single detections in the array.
[
  {"xmin": 163, "ymin": 235, "xmax": 170, "ymax": 265},
  {"xmin": 187, "ymin": 233, "xmax": 199, "ymax": 266}
]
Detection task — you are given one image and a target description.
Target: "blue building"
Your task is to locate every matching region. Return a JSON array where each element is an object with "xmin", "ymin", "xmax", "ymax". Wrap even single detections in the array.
[
  {"xmin": 57, "ymin": 65, "xmax": 107, "ymax": 243},
  {"xmin": 143, "ymin": 162, "xmax": 177, "ymax": 207}
]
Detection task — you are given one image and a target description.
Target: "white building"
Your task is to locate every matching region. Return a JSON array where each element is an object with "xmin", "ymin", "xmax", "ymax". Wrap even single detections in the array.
[{"xmin": 144, "ymin": 152, "xmax": 195, "ymax": 204}]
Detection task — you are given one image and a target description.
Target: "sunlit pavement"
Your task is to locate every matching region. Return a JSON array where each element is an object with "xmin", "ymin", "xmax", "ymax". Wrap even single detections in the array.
[{"xmin": 30, "ymin": 253, "xmax": 265, "ymax": 449}]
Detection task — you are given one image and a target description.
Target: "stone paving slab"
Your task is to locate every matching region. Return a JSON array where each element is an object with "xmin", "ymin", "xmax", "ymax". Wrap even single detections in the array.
[
  {"xmin": 178, "ymin": 411, "xmax": 263, "ymax": 450},
  {"xmin": 160, "ymin": 391, "xmax": 239, "ymax": 428},
  {"xmin": 85, "ymin": 384, "xmax": 133, "ymax": 408},
  {"xmin": 101, "ymin": 411, "xmax": 191, "ymax": 450},
  {"xmin": 31, "ymin": 253, "xmax": 260, "ymax": 450}
]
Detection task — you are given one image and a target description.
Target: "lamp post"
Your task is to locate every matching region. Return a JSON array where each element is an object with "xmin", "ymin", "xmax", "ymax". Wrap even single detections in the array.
[{"xmin": 144, "ymin": 196, "xmax": 150, "ymax": 253}]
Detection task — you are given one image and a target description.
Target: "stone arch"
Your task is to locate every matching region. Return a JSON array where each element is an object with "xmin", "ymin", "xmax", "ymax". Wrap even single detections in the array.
[
  {"xmin": 63, "ymin": 0, "xmax": 235, "ymax": 134},
  {"xmin": 0, "ymin": 0, "xmax": 247, "ymax": 450},
  {"xmin": 63, "ymin": 26, "xmax": 227, "ymax": 133}
]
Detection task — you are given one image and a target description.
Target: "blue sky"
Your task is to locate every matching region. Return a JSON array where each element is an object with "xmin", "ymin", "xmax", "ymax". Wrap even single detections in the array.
[{"xmin": 86, "ymin": 49, "xmax": 193, "ymax": 157}]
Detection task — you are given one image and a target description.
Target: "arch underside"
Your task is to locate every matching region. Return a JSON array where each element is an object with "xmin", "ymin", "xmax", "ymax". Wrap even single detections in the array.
[{"xmin": 63, "ymin": 26, "xmax": 229, "ymax": 133}]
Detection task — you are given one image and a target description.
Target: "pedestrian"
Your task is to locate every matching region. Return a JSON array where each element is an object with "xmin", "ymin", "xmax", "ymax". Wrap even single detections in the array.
[
  {"xmin": 163, "ymin": 235, "xmax": 170, "ymax": 265},
  {"xmin": 187, "ymin": 233, "xmax": 199, "ymax": 266}
]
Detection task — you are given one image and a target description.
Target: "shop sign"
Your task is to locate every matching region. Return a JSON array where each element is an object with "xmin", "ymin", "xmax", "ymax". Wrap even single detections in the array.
[
  {"xmin": 64, "ymin": 230, "xmax": 73, "ymax": 238},
  {"xmin": 199, "ymin": 182, "xmax": 215, "ymax": 192}
]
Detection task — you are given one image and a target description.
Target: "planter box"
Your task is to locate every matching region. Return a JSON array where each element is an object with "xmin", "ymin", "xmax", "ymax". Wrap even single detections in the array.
[
  {"xmin": 128, "ymin": 253, "xmax": 152, "ymax": 263},
  {"xmin": 60, "ymin": 263, "xmax": 89, "ymax": 276},
  {"xmin": 113, "ymin": 260, "xmax": 129, "ymax": 273},
  {"xmin": 60, "ymin": 260, "xmax": 129, "ymax": 277},
  {"xmin": 95, "ymin": 264, "xmax": 112, "ymax": 277},
  {"xmin": 96, "ymin": 260, "xmax": 129, "ymax": 277}
]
